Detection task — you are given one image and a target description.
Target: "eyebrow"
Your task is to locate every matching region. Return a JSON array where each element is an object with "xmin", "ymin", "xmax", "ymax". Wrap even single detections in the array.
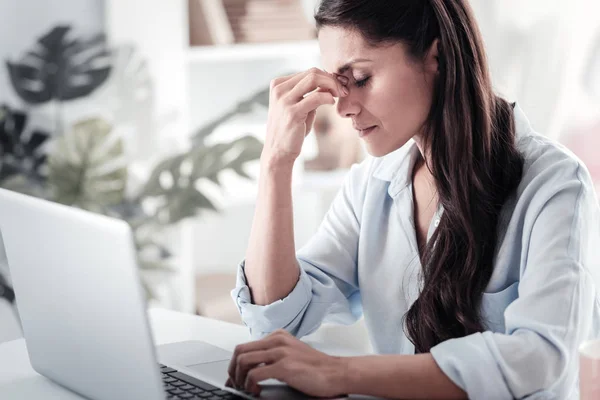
[{"xmin": 334, "ymin": 58, "xmax": 373, "ymax": 74}]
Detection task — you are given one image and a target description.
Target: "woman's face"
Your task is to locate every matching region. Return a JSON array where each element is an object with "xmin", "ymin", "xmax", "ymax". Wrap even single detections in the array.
[{"xmin": 318, "ymin": 27, "xmax": 438, "ymax": 157}]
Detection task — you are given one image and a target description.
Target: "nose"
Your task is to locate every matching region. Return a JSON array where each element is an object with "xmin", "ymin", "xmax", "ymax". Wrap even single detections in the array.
[{"xmin": 336, "ymin": 92, "xmax": 361, "ymax": 119}]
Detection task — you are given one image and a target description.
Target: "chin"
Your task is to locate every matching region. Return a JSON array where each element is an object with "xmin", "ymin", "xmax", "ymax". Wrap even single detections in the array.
[
  {"xmin": 361, "ymin": 127, "xmax": 414, "ymax": 158},
  {"xmin": 364, "ymin": 141, "xmax": 408, "ymax": 158}
]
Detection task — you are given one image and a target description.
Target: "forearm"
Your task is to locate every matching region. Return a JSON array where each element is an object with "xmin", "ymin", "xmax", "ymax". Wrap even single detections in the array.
[
  {"xmin": 244, "ymin": 156, "xmax": 300, "ymax": 306},
  {"xmin": 339, "ymin": 354, "xmax": 466, "ymax": 399}
]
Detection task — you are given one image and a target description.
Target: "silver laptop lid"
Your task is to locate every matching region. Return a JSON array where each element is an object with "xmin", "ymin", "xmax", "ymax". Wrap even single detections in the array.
[{"xmin": 0, "ymin": 188, "xmax": 163, "ymax": 400}]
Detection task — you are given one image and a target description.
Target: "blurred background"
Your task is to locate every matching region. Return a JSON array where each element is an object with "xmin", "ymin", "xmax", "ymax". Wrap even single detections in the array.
[{"xmin": 0, "ymin": 0, "xmax": 598, "ymax": 350}]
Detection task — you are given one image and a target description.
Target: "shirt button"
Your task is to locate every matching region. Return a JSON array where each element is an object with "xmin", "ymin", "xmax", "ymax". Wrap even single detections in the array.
[{"xmin": 434, "ymin": 219, "xmax": 440, "ymax": 227}]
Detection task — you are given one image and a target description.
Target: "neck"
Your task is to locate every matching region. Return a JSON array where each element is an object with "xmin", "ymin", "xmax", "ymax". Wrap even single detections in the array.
[
  {"xmin": 413, "ymin": 135, "xmax": 431, "ymax": 168},
  {"xmin": 412, "ymin": 136, "xmax": 435, "ymax": 187}
]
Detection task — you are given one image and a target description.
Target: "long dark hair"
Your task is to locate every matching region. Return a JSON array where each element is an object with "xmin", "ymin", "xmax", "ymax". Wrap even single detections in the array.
[{"xmin": 315, "ymin": 0, "xmax": 524, "ymax": 353}]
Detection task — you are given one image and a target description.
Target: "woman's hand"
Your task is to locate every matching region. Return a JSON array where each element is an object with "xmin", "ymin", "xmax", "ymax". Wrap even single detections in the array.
[
  {"xmin": 226, "ymin": 330, "xmax": 348, "ymax": 398},
  {"xmin": 262, "ymin": 68, "xmax": 349, "ymax": 167}
]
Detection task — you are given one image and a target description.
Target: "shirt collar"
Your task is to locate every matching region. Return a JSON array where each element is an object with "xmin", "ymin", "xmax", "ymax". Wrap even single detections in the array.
[
  {"xmin": 513, "ymin": 102, "xmax": 534, "ymax": 138},
  {"xmin": 372, "ymin": 139, "xmax": 421, "ymax": 199}
]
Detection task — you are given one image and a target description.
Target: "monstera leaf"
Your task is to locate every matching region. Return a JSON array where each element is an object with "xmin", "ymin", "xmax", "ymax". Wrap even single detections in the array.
[
  {"xmin": 0, "ymin": 105, "xmax": 50, "ymax": 183},
  {"xmin": 48, "ymin": 118, "xmax": 127, "ymax": 211},
  {"xmin": 6, "ymin": 26, "xmax": 111, "ymax": 104},
  {"xmin": 138, "ymin": 135, "xmax": 263, "ymax": 225}
]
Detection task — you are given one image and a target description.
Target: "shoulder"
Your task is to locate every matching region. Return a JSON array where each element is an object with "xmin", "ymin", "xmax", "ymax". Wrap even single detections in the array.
[
  {"xmin": 516, "ymin": 131, "xmax": 594, "ymax": 201},
  {"xmin": 512, "ymin": 104, "xmax": 592, "ymax": 194},
  {"xmin": 509, "ymin": 128, "xmax": 600, "ymax": 260}
]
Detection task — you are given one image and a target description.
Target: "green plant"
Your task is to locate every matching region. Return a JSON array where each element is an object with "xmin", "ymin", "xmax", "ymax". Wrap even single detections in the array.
[
  {"xmin": 0, "ymin": 105, "xmax": 50, "ymax": 197},
  {"xmin": 138, "ymin": 135, "xmax": 263, "ymax": 224},
  {"xmin": 129, "ymin": 135, "xmax": 263, "ymax": 299},
  {"xmin": 1, "ymin": 25, "xmax": 267, "ymax": 302},
  {"xmin": 7, "ymin": 26, "xmax": 111, "ymax": 104},
  {"xmin": 48, "ymin": 118, "xmax": 127, "ymax": 211},
  {"xmin": 0, "ymin": 112, "xmax": 263, "ymax": 300},
  {"xmin": 6, "ymin": 26, "xmax": 111, "ymax": 134}
]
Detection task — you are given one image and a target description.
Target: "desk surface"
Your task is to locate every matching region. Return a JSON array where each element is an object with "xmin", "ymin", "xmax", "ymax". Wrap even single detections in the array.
[{"xmin": 0, "ymin": 308, "xmax": 363, "ymax": 399}]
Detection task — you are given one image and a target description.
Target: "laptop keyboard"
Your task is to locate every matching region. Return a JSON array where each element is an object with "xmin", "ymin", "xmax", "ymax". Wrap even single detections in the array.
[{"xmin": 160, "ymin": 364, "xmax": 246, "ymax": 400}]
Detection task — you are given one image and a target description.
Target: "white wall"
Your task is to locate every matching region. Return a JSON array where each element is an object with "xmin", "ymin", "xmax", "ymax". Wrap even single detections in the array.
[
  {"xmin": 188, "ymin": 60, "xmax": 281, "ymax": 132},
  {"xmin": 187, "ymin": 53, "xmax": 319, "ymax": 131},
  {"xmin": 105, "ymin": 0, "xmax": 191, "ymax": 154},
  {"xmin": 470, "ymin": 0, "xmax": 600, "ymax": 138}
]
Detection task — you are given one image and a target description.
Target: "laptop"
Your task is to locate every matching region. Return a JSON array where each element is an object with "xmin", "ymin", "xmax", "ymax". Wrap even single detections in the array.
[{"xmin": 0, "ymin": 188, "xmax": 316, "ymax": 400}]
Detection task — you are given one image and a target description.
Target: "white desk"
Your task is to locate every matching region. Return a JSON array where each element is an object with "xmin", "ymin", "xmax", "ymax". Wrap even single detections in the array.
[{"xmin": 0, "ymin": 308, "xmax": 367, "ymax": 399}]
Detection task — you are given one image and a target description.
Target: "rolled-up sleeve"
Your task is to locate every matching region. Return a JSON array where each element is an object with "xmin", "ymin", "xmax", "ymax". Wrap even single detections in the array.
[
  {"xmin": 231, "ymin": 162, "xmax": 369, "ymax": 340},
  {"xmin": 231, "ymin": 261, "xmax": 316, "ymax": 339},
  {"xmin": 431, "ymin": 162, "xmax": 600, "ymax": 399}
]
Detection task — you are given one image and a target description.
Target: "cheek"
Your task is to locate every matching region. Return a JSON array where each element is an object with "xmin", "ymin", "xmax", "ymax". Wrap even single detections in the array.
[{"xmin": 374, "ymin": 73, "xmax": 433, "ymax": 132}]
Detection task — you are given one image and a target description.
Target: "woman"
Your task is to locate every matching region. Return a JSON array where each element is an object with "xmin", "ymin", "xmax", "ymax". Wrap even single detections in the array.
[{"xmin": 227, "ymin": 0, "xmax": 600, "ymax": 398}]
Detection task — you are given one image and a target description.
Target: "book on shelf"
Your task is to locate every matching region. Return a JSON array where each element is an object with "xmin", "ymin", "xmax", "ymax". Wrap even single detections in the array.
[
  {"xmin": 189, "ymin": 0, "xmax": 235, "ymax": 46},
  {"xmin": 189, "ymin": 0, "xmax": 316, "ymax": 46}
]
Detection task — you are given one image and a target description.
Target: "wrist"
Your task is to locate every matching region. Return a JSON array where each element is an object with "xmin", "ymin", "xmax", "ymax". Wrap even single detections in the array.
[
  {"xmin": 332, "ymin": 356, "xmax": 352, "ymax": 396},
  {"xmin": 260, "ymin": 150, "xmax": 297, "ymax": 172}
]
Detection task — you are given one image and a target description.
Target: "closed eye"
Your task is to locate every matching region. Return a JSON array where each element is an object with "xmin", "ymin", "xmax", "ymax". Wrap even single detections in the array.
[{"xmin": 355, "ymin": 76, "xmax": 371, "ymax": 88}]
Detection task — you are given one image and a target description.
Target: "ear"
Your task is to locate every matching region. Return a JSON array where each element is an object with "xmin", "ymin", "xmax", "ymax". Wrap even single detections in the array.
[{"xmin": 425, "ymin": 38, "xmax": 440, "ymax": 74}]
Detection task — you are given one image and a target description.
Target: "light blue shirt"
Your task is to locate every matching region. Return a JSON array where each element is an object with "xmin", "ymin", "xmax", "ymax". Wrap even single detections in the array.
[{"xmin": 231, "ymin": 105, "xmax": 600, "ymax": 399}]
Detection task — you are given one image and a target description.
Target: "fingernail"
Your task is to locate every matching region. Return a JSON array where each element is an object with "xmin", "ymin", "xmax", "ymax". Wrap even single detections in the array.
[
  {"xmin": 337, "ymin": 75, "xmax": 349, "ymax": 85},
  {"xmin": 342, "ymin": 86, "xmax": 349, "ymax": 96}
]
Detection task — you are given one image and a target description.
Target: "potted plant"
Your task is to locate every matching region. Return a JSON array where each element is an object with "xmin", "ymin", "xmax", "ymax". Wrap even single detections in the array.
[{"xmin": 0, "ymin": 25, "xmax": 265, "ymax": 302}]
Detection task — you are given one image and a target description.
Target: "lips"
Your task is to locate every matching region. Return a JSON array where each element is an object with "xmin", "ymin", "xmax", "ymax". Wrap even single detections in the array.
[{"xmin": 355, "ymin": 125, "xmax": 378, "ymax": 138}]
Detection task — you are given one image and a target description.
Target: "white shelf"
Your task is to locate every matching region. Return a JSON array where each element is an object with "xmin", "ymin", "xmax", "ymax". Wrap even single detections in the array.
[{"xmin": 187, "ymin": 40, "xmax": 320, "ymax": 63}]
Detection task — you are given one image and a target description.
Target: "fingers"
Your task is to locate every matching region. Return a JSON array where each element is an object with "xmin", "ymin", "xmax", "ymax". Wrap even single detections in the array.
[
  {"xmin": 286, "ymin": 70, "xmax": 348, "ymax": 102},
  {"xmin": 263, "ymin": 68, "xmax": 347, "ymax": 163},
  {"xmin": 244, "ymin": 362, "xmax": 283, "ymax": 396},
  {"xmin": 292, "ymin": 91, "xmax": 335, "ymax": 120},
  {"xmin": 234, "ymin": 348, "xmax": 283, "ymax": 388},
  {"xmin": 228, "ymin": 330, "xmax": 292, "ymax": 389},
  {"xmin": 277, "ymin": 68, "xmax": 331, "ymax": 93},
  {"xmin": 227, "ymin": 340, "xmax": 272, "ymax": 382},
  {"xmin": 271, "ymin": 68, "xmax": 347, "ymax": 104},
  {"xmin": 269, "ymin": 71, "xmax": 302, "ymax": 92},
  {"xmin": 305, "ymin": 109, "xmax": 317, "ymax": 137}
]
